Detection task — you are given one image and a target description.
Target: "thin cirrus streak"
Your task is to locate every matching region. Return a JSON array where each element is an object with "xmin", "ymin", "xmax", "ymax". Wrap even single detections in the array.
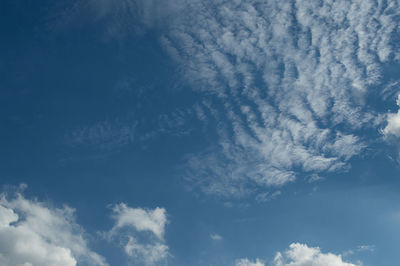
[{"xmin": 159, "ymin": 0, "xmax": 400, "ymax": 197}]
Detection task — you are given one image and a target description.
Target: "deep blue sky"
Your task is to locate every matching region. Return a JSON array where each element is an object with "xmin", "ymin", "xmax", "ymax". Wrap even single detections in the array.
[{"xmin": 1, "ymin": 1, "xmax": 400, "ymax": 266}]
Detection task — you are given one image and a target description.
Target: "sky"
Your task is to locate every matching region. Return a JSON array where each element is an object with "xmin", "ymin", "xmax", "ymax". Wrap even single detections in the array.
[{"xmin": 1, "ymin": 0, "xmax": 400, "ymax": 265}]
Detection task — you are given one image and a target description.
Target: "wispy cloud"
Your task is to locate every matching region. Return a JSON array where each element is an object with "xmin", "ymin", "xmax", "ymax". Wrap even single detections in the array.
[{"xmin": 66, "ymin": 119, "xmax": 138, "ymax": 150}]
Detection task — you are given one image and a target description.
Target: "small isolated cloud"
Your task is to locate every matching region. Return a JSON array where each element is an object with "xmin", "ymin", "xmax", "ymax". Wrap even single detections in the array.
[
  {"xmin": 357, "ymin": 245, "xmax": 375, "ymax": 252},
  {"xmin": 108, "ymin": 203, "xmax": 169, "ymax": 265},
  {"xmin": 344, "ymin": 245, "xmax": 375, "ymax": 256},
  {"xmin": 383, "ymin": 95, "xmax": 400, "ymax": 137},
  {"xmin": 0, "ymin": 191, "xmax": 107, "ymax": 266},
  {"xmin": 255, "ymin": 191, "xmax": 281, "ymax": 203},
  {"xmin": 235, "ymin": 258, "xmax": 265, "ymax": 266},
  {"xmin": 273, "ymin": 243, "xmax": 358, "ymax": 266},
  {"xmin": 210, "ymin": 233, "xmax": 222, "ymax": 241}
]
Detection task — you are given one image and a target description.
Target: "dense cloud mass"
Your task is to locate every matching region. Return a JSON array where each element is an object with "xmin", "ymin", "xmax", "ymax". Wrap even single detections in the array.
[
  {"xmin": 160, "ymin": 0, "xmax": 400, "ymax": 196},
  {"xmin": 0, "ymin": 193, "xmax": 107, "ymax": 266}
]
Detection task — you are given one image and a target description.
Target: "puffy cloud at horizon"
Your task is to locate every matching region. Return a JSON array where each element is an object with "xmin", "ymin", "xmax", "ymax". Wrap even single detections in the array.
[
  {"xmin": 273, "ymin": 243, "xmax": 358, "ymax": 266},
  {"xmin": 236, "ymin": 243, "xmax": 358, "ymax": 266},
  {"xmin": 0, "ymin": 192, "xmax": 107, "ymax": 266}
]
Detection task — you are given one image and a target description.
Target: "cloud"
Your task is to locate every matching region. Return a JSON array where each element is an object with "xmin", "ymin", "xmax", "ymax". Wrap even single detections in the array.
[
  {"xmin": 0, "ymin": 192, "xmax": 107, "ymax": 266},
  {"xmin": 235, "ymin": 258, "xmax": 265, "ymax": 266},
  {"xmin": 383, "ymin": 95, "xmax": 400, "ymax": 137},
  {"xmin": 108, "ymin": 203, "xmax": 169, "ymax": 265},
  {"xmin": 210, "ymin": 233, "xmax": 223, "ymax": 241},
  {"xmin": 344, "ymin": 244, "xmax": 375, "ymax": 257},
  {"xmin": 160, "ymin": 0, "xmax": 400, "ymax": 197},
  {"xmin": 357, "ymin": 245, "xmax": 375, "ymax": 252},
  {"xmin": 273, "ymin": 243, "xmax": 358, "ymax": 266},
  {"xmin": 236, "ymin": 243, "xmax": 359, "ymax": 266}
]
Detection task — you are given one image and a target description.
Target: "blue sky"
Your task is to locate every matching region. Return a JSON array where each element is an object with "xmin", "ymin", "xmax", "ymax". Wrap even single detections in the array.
[{"xmin": 1, "ymin": 0, "xmax": 400, "ymax": 265}]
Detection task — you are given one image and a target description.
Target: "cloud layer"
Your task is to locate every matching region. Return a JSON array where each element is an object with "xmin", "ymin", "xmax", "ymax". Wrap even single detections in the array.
[{"xmin": 161, "ymin": 0, "xmax": 400, "ymax": 197}]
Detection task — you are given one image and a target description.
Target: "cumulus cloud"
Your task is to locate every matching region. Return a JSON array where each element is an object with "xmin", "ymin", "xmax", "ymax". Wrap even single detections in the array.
[
  {"xmin": 0, "ymin": 192, "xmax": 107, "ymax": 266},
  {"xmin": 108, "ymin": 203, "xmax": 169, "ymax": 265},
  {"xmin": 383, "ymin": 95, "xmax": 400, "ymax": 137},
  {"xmin": 273, "ymin": 243, "xmax": 358, "ymax": 266},
  {"xmin": 236, "ymin": 243, "xmax": 358, "ymax": 266},
  {"xmin": 161, "ymin": 0, "xmax": 400, "ymax": 197}
]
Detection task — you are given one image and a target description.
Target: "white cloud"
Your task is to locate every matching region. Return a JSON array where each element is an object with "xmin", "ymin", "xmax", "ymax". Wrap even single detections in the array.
[
  {"xmin": 236, "ymin": 243, "xmax": 359, "ymax": 266},
  {"xmin": 383, "ymin": 95, "xmax": 400, "ymax": 137},
  {"xmin": 110, "ymin": 203, "xmax": 167, "ymax": 240},
  {"xmin": 124, "ymin": 237, "xmax": 168, "ymax": 265},
  {"xmin": 109, "ymin": 203, "xmax": 169, "ymax": 265},
  {"xmin": 0, "ymin": 193, "xmax": 107, "ymax": 266},
  {"xmin": 160, "ymin": 0, "xmax": 400, "ymax": 197},
  {"xmin": 273, "ymin": 243, "xmax": 358, "ymax": 266},
  {"xmin": 236, "ymin": 258, "xmax": 265, "ymax": 266}
]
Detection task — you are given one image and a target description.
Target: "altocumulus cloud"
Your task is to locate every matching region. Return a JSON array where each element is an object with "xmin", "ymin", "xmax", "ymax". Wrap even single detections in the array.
[
  {"xmin": 162, "ymin": 0, "xmax": 400, "ymax": 197},
  {"xmin": 66, "ymin": 0, "xmax": 400, "ymax": 197},
  {"xmin": 236, "ymin": 243, "xmax": 358, "ymax": 266},
  {"xmin": 0, "ymin": 192, "xmax": 107, "ymax": 266}
]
